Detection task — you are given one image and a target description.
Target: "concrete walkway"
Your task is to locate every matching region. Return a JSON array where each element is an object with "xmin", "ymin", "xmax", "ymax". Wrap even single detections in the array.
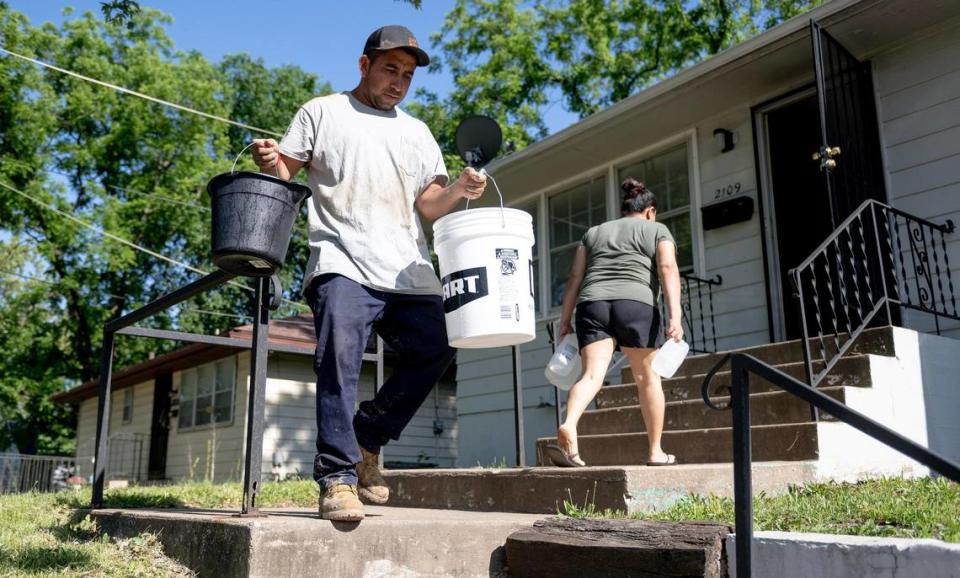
[{"xmin": 91, "ymin": 506, "xmax": 544, "ymax": 578}]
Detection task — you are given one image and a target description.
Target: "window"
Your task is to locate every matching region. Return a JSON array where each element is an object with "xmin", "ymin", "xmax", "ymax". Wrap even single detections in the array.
[
  {"xmin": 178, "ymin": 359, "xmax": 235, "ymax": 430},
  {"xmin": 516, "ymin": 199, "xmax": 541, "ymax": 311},
  {"xmin": 121, "ymin": 388, "xmax": 133, "ymax": 424},
  {"xmin": 548, "ymin": 177, "xmax": 607, "ymax": 307},
  {"xmin": 617, "ymin": 144, "xmax": 693, "ymax": 270}
]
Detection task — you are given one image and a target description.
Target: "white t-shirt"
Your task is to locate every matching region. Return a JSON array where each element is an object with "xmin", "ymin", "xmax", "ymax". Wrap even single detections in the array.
[{"xmin": 279, "ymin": 92, "xmax": 448, "ymax": 295}]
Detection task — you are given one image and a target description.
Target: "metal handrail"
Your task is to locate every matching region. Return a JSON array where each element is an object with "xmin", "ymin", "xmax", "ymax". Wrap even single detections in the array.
[
  {"xmin": 701, "ymin": 352, "xmax": 960, "ymax": 578},
  {"xmin": 790, "ymin": 199, "xmax": 958, "ymax": 395}
]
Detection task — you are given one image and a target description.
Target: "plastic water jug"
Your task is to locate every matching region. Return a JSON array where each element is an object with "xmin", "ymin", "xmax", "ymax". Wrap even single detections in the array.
[
  {"xmin": 544, "ymin": 334, "xmax": 582, "ymax": 390},
  {"xmin": 651, "ymin": 338, "xmax": 689, "ymax": 378}
]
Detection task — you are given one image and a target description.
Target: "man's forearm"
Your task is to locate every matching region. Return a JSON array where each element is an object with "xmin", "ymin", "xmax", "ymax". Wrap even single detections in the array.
[{"xmin": 416, "ymin": 183, "xmax": 463, "ymax": 221}]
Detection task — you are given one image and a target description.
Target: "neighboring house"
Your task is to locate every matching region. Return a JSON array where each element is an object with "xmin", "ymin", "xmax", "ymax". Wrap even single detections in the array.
[
  {"xmin": 52, "ymin": 316, "xmax": 458, "ymax": 483},
  {"xmin": 456, "ymin": 0, "xmax": 960, "ymax": 467}
]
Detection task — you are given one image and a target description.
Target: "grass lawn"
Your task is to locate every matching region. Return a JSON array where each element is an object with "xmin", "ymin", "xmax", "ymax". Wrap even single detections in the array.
[
  {"xmin": 1, "ymin": 476, "xmax": 956, "ymax": 576},
  {"xmin": 0, "ymin": 480, "xmax": 320, "ymax": 577},
  {"xmin": 563, "ymin": 476, "xmax": 960, "ymax": 542}
]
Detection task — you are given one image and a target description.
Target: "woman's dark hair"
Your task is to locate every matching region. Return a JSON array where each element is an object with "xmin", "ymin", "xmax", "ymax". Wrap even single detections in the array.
[{"xmin": 620, "ymin": 177, "xmax": 657, "ymax": 214}]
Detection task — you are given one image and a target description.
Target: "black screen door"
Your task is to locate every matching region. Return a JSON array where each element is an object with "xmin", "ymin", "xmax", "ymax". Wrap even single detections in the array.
[{"xmin": 811, "ymin": 21, "xmax": 887, "ymax": 224}]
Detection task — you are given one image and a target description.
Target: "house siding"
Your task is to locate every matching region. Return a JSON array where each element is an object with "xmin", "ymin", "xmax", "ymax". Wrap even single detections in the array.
[
  {"xmin": 263, "ymin": 352, "xmax": 459, "ymax": 480},
  {"xmin": 74, "ymin": 379, "xmax": 154, "ymax": 480},
  {"xmin": 696, "ymin": 109, "xmax": 772, "ymax": 350},
  {"xmin": 164, "ymin": 353, "xmax": 247, "ymax": 483},
  {"xmin": 455, "ymin": 320, "xmax": 562, "ymax": 467},
  {"xmin": 874, "ymin": 17, "xmax": 960, "ymax": 338}
]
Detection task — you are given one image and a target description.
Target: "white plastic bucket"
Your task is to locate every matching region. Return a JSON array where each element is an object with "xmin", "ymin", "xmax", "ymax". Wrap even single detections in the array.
[{"xmin": 433, "ymin": 207, "xmax": 536, "ymax": 348}]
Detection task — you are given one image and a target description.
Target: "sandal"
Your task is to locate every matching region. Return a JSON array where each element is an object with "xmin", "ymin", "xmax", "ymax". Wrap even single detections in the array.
[
  {"xmin": 545, "ymin": 444, "xmax": 586, "ymax": 468},
  {"xmin": 646, "ymin": 454, "xmax": 677, "ymax": 466}
]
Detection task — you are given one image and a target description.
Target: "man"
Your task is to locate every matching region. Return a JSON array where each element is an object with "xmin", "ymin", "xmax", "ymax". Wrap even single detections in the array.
[{"xmin": 251, "ymin": 25, "xmax": 486, "ymax": 521}]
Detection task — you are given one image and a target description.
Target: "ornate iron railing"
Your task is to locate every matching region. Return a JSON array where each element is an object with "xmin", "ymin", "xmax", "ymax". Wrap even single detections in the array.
[
  {"xmin": 701, "ymin": 352, "xmax": 960, "ymax": 578},
  {"xmin": 661, "ymin": 273, "xmax": 722, "ymax": 354},
  {"xmin": 790, "ymin": 199, "xmax": 957, "ymax": 390},
  {"xmin": 105, "ymin": 433, "xmax": 149, "ymax": 482}
]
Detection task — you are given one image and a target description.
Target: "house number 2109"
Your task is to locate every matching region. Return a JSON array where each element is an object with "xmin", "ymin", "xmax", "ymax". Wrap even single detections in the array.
[{"xmin": 714, "ymin": 182, "xmax": 741, "ymax": 200}]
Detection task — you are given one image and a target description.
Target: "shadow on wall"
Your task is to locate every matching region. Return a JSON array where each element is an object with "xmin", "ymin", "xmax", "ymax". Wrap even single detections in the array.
[{"xmin": 918, "ymin": 332, "xmax": 960, "ymax": 465}]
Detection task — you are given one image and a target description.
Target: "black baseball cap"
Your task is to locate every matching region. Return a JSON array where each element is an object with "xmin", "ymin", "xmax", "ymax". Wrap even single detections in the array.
[{"xmin": 363, "ymin": 25, "xmax": 430, "ymax": 67}]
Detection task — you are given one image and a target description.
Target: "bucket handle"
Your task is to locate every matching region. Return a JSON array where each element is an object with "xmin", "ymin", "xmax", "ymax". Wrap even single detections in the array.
[
  {"xmin": 465, "ymin": 169, "xmax": 506, "ymax": 228},
  {"xmin": 231, "ymin": 142, "xmax": 281, "ymax": 179}
]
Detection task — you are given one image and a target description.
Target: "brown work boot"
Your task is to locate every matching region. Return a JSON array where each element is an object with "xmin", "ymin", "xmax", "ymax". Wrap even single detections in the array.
[
  {"xmin": 356, "ymin": 447, "xmax": 389, "ymax": 504},
  {"xmin": 319, "ymin": 483, "xmax": 364, "ymax": 521}
]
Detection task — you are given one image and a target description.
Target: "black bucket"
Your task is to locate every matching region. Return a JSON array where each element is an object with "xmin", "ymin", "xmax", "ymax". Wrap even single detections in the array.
[{"xmin": 206, "ymin": 171, "xmax": 311, "ymax": 277}]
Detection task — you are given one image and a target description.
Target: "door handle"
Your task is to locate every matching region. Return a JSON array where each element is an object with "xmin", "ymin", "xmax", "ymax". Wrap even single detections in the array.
[{"xmin": 812, "ymin": 145, "xmax": 841, "ymax": 170}]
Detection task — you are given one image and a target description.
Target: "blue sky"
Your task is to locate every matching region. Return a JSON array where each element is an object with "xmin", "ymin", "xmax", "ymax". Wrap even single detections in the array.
[{"xmin": 13, "ymin": 1, "xmax": 577, "ymax": 133}]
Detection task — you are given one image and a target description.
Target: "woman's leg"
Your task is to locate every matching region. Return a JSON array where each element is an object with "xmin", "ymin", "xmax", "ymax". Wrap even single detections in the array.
[
  {"xmin": 557, "ymin": 337, "xmax": 616, "ymax": 465},
  {"xmin": 622, "ymin": 346, "xmax": 671, "ymax": 463}
]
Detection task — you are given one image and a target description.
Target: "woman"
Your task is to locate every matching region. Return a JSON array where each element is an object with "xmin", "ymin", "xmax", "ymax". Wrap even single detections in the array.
[{"xmin": 546, "ymin": 177, "xmax": 683, "ymax": 467}]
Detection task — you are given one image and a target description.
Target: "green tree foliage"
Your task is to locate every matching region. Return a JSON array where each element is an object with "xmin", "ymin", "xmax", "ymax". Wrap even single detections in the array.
[
  {"xmin": 0, "ymin": 6, "xmax": 328, "ymax": 454},
  {"xmin": 411, "ymin": 0, "xmax": 821, "ymax": 165}
]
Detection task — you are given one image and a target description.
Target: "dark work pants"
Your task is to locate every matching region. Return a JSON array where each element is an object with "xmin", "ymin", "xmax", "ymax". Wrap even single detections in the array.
[{"xmin": 305, "ymin": 274, "xmax": 456, "ymax": 488}]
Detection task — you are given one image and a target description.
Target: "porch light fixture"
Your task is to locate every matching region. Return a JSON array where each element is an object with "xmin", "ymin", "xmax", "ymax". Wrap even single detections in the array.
[{"xmin": 713, "ymin": 128, "xmax": 735, "ymax": 153}]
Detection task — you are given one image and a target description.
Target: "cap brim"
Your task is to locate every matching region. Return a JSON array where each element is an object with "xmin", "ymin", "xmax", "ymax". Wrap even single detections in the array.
[{"xmin": 409, "ymin": 47, "xmax": 430, "ymax": 67}]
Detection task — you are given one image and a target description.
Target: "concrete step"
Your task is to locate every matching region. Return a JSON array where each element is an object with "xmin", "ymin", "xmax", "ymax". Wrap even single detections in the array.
[
  {"xmin": 600, "ymin": 355, "xmax": 872, "ymax": 408},
  {"xmin": 382, "ymin": 461, "xmax": 818, "ymax": 515},
  {"xmin": 92, "ymin": 506, "xmax": 543, "ymax": 578},
  {"xmin": 633, "ymin": 325, "xmax": 895, "ymax": 381},
  {"xmin": 536, "ymin": 422, "xmax": 820, "ymax": 466},
  {"xmin": 581, "ymin": 387, "xmax": 847, "ymax": 435}
]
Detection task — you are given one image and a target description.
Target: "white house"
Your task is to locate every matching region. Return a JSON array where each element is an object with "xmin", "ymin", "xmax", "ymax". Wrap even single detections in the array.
[
  {"xmin": 455, "ymin": 0, "xmax": 960, "ymax": 468},
  {"xmin": 53, "ymin": 316, "xmax": 458, "ymax": 483}
]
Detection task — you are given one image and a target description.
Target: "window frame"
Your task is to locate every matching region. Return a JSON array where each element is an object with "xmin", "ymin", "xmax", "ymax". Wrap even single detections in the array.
[
  {"xmin": 176, "ymin": 357, "xmax": 237, "ymax": 432},
  {"xmin": 514, "ymin": 198, "xmax": 543, "ymax": 313},
  {"xmin": 121, "ymin": 387, "xmax": 134, "ymax": 424}
]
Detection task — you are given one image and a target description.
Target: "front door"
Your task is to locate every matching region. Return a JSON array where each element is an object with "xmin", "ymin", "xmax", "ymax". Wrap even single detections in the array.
[
  {"xmin": 147, "ymin": 373, "xmax": 171, "ymax": 480},
  {"xmin": 757, "ymin": 24, "xmax": 889, "ymax": 340},
  {"xmin": 759, "ymin": 91, "xmax": 833, "ymax": 340}
]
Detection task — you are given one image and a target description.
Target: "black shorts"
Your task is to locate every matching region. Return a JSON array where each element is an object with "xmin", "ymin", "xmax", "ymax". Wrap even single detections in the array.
[{"xmin": 575, "ymin": 299, "xmax": 663, "ymax": 350}]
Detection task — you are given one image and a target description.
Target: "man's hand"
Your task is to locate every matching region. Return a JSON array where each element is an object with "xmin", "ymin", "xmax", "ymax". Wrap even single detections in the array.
[
  {"xmin": 415, "ymin": 167, "xmax": 489, "ymax": 220},
  {"xmin": 454, "ymin": 167, "xmax": 487, "ymax": 201},
  {"xmin": 251, "ymin": 138, "xmax": 280, "ymax": 170}
]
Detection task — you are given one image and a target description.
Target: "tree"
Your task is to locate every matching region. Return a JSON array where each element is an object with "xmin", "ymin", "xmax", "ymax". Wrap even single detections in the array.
[
  {"xmin": 415, "ymin": 0, "xmax": 822, "ymax": 162},
  {"xmin": 0, "ymin": 5, "xmax": 327, "ymax": 454}
]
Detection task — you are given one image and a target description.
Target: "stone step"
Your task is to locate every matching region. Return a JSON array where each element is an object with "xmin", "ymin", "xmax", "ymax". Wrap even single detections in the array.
[
  {"xmin": 581, "ymin": 387, "xmax": 847, "ymax": 435},
  {"xmin": 92, "ymin": 506, "xmax": 544, "ymax": 578},
  {"xmin": 632, "ymin": 325, "xmax": 895, "ymax": 381},
  {"xmin": 600, "ymin": 355, "xmax": 872, "ymax": 408},
  {"xmin": 382, "ymin": 461, "xmax": 819, "ymax": 515},
  {"xmin": 536, "ymin": 422, "xmax": 820, "ymax": 466}
]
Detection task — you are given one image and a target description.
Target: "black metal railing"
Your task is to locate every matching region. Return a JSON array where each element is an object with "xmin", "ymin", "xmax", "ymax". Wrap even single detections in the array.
[
  {"xmin": 791, "ymin": 200, "xmax": 958, "ymax": 389},
  {"xmin": 661, "ymin": 273, "xmax": 723, "ymax": 354},
  {"xmin": 701, "ymin": 352, "xmax": 960, "ymax": 578},
  {"xmin": 0, "ymin": 453, "xmax": 77, "ymax": 494},
  {"xmin": 89, "ymin": 270, "xmax": 389, "ymax": 515},
  {"xmin": 105, "ymin": 433, "xmax": 149, "ymax": 482}
]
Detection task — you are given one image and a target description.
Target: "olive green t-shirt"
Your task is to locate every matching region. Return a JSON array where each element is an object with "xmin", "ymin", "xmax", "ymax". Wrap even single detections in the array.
[{"xmin": 577, "ymin": 217, "xmax": 675, "ymax": 306}]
